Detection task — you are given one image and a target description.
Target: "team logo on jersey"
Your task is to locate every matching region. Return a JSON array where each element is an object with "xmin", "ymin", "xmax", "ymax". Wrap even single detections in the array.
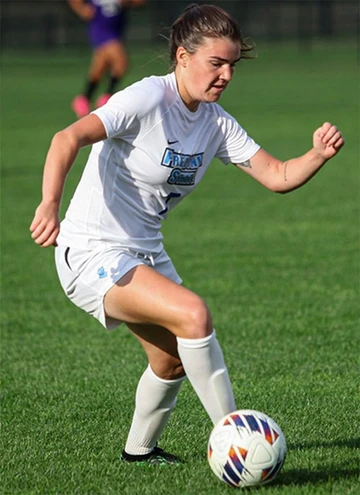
[{"xmin": 161, "ymin": 148, "xmax": 204, "ymax": 186}]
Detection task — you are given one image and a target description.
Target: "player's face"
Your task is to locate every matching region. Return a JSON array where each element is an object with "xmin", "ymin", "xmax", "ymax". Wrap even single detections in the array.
[{"xmin": 176, "ymin": 37, "xmax": 241, "ymax": 111}]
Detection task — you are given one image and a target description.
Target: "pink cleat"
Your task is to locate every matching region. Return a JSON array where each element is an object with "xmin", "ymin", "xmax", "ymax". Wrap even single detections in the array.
[
  {"xmin": 71, "ymin": 95, "xmax": 90, "ymax": 119},
  {"xmin": 96, "ymin": 93, "xmax": 111, "ymax": 108}
]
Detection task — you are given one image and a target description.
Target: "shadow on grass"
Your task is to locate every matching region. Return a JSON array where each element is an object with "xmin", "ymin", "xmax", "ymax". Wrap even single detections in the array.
[
  {"xmin": 275, "ymin": 467, "xmax": 359, "ymax": 487},
  {"xmin": 273, "ymin": 437, "xmax": 360, "ymax": 487},
  {"xmin": 288, "ymin": 437, "xmax": 360, "ymax": 451}
]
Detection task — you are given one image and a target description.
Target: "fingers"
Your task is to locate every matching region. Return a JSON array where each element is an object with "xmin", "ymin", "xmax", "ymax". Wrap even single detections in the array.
[
  {"xmin": 318, "ymin": 122, "xmax": 345, "ymax": 151},
  {"xmin": 30, "ymin": 218, "xmax": 59, "ymax": 247},
  {"xmin": 319, "ymin": 122, "xmax": 344, "ymax": 145},
  {"xmin": 29, "ymin": 216, "xmax": 41, "ymax": 234},
  {"xmin": 30, "ymin": 201, "xmax": 60, "ymax": 247},
  {"xmin": 330, "ymin": 134, "xmax": 345, "ymax": 150},
  {"xmin": 34, "ymin": 228, "xmax": 59, "ymax": 247}
]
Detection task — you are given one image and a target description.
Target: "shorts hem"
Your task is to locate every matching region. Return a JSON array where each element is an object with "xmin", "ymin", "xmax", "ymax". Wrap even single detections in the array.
[{"xmin": 96, "ymin": 257, "xmax": 143, "ymax": 330}]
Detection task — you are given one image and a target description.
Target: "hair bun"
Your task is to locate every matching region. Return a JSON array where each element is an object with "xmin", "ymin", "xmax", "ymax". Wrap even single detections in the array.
[{"xmin": 184, "ymin": 3, "xmax": 199, "ymax": 13}]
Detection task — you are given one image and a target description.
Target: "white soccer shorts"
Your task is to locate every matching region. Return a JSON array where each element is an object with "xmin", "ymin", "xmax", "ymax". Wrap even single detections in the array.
[{"xmin": 55, "ymin": 244, "xmax": 182, "ymax": 330}]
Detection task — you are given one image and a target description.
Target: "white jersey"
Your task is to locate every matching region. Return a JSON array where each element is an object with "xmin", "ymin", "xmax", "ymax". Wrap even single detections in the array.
[{"xmin": 58, "ymin": 72, "xmax": 260, "ymax": 253}]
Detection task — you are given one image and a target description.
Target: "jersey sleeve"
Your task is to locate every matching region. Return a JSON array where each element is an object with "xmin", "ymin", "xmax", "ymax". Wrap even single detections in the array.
[
  {"xmin": 215, "ymin": 111, "xmax": 260, "ymax": 165},
  {"xmin": 91, "ymin": 77, "xmax": 163, "ymax": 141}
]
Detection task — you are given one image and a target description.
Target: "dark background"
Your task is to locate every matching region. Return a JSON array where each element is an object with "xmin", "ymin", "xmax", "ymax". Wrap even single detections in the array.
[{"xmin": 1, "ymin": 0, "xmax": 359, "ymax": 50}]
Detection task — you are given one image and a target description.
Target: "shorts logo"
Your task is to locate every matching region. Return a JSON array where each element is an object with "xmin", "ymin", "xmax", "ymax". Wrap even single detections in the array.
[
  {"xmin": 161, "ymin": 147, "xmax": 204, "ymax": 186},
  {"xmin": 97, "ymin": 266, "xmax": 108, "ymax": 279}
]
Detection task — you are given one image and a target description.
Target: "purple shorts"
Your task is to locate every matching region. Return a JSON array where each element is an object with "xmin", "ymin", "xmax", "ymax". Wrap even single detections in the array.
[{"xmin": 88, "ymin": 7, "xmax": 127, "ymax": 48}]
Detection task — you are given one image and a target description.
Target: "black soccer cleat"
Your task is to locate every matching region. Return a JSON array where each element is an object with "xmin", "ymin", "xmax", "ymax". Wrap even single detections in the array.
[{"xmin": 121, "ymin": 446, "xmax": 183, "ymax": 465}]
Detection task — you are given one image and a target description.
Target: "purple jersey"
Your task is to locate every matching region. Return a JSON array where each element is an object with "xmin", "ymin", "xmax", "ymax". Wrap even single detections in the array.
[{"xmin": 88, "ymin": 0, "xmax": 127, "ymax": 48}]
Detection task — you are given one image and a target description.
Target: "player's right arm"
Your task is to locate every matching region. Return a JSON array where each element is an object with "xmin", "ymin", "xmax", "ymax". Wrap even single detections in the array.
[
  {"xmin": 68, "ymin": 0, "xmax": 95, "ymax": 22},
  {"xmin": 30, "ymin": 114, "xmax": 107, "ymax": 247}
]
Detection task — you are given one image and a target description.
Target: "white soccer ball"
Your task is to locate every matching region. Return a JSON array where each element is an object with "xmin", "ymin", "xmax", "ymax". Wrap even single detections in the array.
[{"xmin": 208, "ymin": 409, "xmax": 287, "ymax": 488}]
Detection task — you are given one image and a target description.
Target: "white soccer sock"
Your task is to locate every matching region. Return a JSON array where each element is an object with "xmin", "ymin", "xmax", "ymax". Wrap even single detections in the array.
[
  {"xmin": 124, "ymin": 365, "xmax": 185, "ymax": 455},
  {"xmin": 177, "ymin": 331, "xmax": 236, "ymax": 425}
]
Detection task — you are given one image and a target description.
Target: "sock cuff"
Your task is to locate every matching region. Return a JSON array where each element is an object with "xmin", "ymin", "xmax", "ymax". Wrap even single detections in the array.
[
  {"xmin": 147, "ymin": 365, "xmax": 186, "ymax": 386},
  {"xmin": 177, "ymin": 330, "xmax": 216, "ymax": 349}
]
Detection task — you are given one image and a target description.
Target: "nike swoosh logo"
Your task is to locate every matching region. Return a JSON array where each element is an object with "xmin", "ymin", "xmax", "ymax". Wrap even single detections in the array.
[{"xmin": 167, "ymin": 139, "xmax": 178, "ymax": 145}]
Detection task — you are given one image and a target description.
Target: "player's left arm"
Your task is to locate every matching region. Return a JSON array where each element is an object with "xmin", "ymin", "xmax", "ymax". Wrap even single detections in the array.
[
  {"xmin": 68, "ymin": 0, "xmax": 95, "ymax": 21},
  {"xmin": 234, "ymin": 122, "xmax": 345, "ymax": 193}
]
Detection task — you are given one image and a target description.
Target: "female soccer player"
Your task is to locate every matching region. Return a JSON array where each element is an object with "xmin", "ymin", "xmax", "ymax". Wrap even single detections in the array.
[
  {"xmin": 30, "ymin": 4, "xmax": 344, "ymax": 464},
  {"xmin": 69, "ymin": 0, "xmax": 145, "ymax": 118}
]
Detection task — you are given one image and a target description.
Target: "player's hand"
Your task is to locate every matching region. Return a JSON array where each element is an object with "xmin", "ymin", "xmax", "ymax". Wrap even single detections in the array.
[
  {"xmin": 69, "ymin": 0, "xmax": 95, "ymax": 21},
  {"xmin": 313, "ymin": 122, "xmax": 344, "ymax": 160},
  {"xmin": 30, "ymin": 201, "xmax": 60, "ymax": 248}
]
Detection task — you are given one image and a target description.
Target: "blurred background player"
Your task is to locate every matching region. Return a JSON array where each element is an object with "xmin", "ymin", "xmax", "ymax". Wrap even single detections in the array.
[{"xmin": 69, "ymin": 0, "xmax": 145, "ymax": 118}]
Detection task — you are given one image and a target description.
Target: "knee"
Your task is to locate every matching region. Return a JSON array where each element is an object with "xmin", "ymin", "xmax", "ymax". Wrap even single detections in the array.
[{"xmin": 179, "ymin": 296, "xmax": 213, "ymax": 339}]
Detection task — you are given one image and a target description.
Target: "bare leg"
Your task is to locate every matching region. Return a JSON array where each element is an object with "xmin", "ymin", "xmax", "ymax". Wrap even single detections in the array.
[
  {"xmin": 105, "ymin": 265, "xmax": 236, "ymax": 426},
  {"xmin": 72, "ymin": 41, "xmax": 129, "ymax": 117},
  {"xmin": 104, "ymin": 265, "xmax": 213, "ymax": 339},
  {"xmin": 128, "ymin": 323, "xmax": 185, "ymax": 380},
  {"xmin": 88, "ymin": 40, "xmax": 128, "ymax": 81},
  {"xmin": 106, "ymin": 40, "xmax": 129, "ymax": 78},
  {"xmin": 88, "ymin": 45, "xmax": 110, "ymax": 83}
]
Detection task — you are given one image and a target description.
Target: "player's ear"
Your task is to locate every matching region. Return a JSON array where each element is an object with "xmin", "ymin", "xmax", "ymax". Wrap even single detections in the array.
[{"xmin": 176, "ymin": 47, "xmax": 189, "ymax": 68}]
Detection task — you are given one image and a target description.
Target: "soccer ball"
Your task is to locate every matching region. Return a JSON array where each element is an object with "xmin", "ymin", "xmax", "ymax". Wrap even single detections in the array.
[{"xmin": 208, "ymin": 409, "xmax": 287, "ymax": 488}]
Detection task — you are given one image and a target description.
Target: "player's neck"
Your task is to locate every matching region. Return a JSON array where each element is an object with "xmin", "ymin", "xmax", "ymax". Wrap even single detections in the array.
[{"xmin": 174, "ymin": 71, "xmax": 200, "ymax": 113}]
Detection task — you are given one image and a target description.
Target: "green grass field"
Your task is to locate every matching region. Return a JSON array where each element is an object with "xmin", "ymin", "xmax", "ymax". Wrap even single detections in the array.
[{"xmin": 1, "ymin": 40, "xmax": 359, "ymax": 494}]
